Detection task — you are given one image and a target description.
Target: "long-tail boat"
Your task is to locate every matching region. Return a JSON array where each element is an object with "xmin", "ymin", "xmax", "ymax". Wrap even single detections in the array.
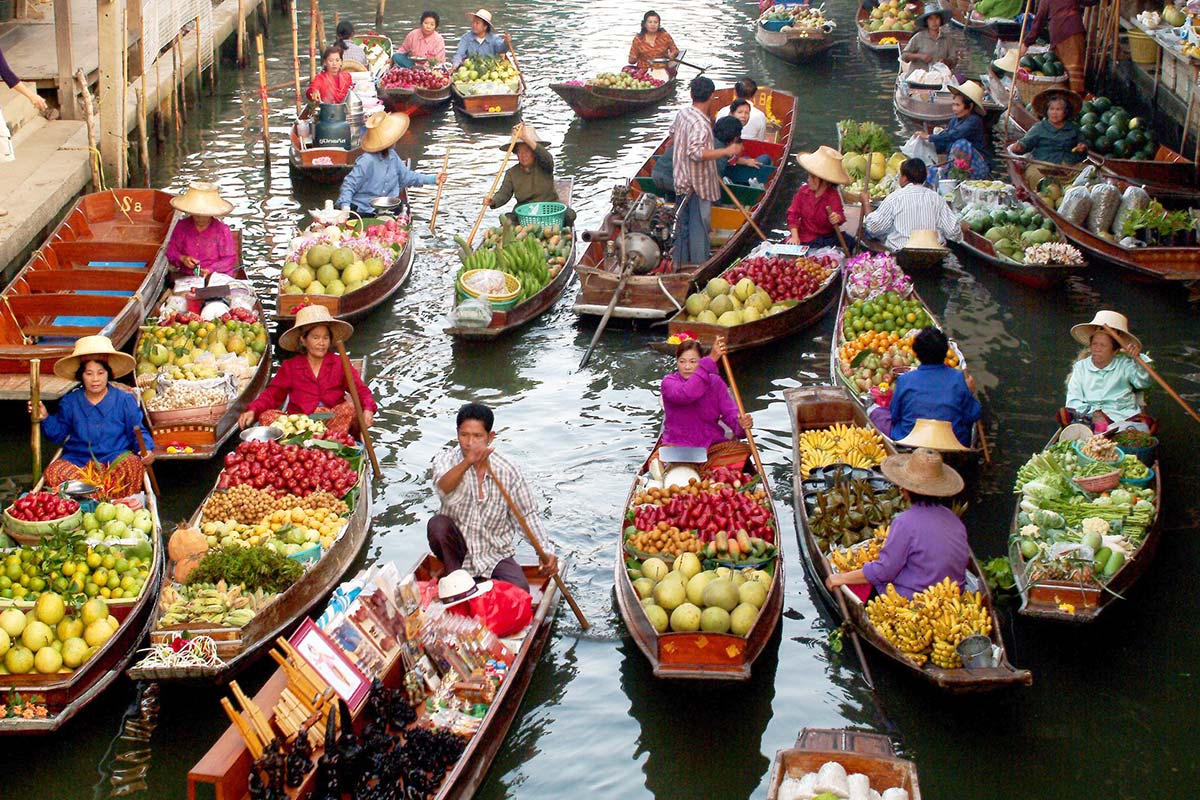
[{"xmin": 767, "ymin": 728, "xmax": 923, "ymax": 799}]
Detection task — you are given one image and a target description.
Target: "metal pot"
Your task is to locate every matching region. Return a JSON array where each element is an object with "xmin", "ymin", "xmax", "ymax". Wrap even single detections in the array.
[{"xmin": 240, "ymin": 425, "xmax": 284, "ymax": 443}]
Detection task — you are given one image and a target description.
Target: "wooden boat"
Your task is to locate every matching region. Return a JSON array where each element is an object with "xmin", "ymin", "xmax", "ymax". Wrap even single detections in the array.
[
  {"xmin": 856, "ymin": 6, "xmax": 914, "ymax": 54},
  {"xmin": 275, "ymin": 213, "xmax": 417, "ymax": 324},
  {"xmin": 380, "ymin": 82, "xmax": 453, "ymax": 118},
  {"xmin": 126, "ymin": 435, "xmax": 371, "ymax": 683},
  {"xmin": 1007, "ymin": 156, "xmax": 1200, "ymax": 281},
  {"xmin": 829, "ymin": 280, "xmax": 985, "ymax": 470},
  {"xmin": 451, "ymin": 53, "xmax": 523, "ymax": 119},
  {"xmin": 942, "ymin": 0, "xmax": 1021, "ymax": 39},
  {"xmin": 186, "ymin": 553, "xmax": 563, "ymax": 800},
  {"xmin": 573, "ymin": 86, "xmax": 797, "ymax": 321},
  {"xmin": 444, "ymin": 180, "xmax": 576, "ymax": 340},
  {"xmin": 1096, "ymin": 145, "xmax": 1200, "ymax": 203},
  {"xmin": 614, "ymin": 440, "xmax": 784, "ymax": 679},
  {"xmin": 894, "ymin": 70, "xmax": 957, "ymax": 125},
  {"xmin": 647, "ymin": 244, "xmax": 841, "ymax": 355},
  {"xmin": 134, "ymin": 269, "xmax": 274, "ymax": 461},
  {"xmin": 767, "ymin": 728, "xmax": 922, "ymax": 799},
  {"xmin": 953, "ymin": 228, "xmax": 1081, "ymax": 288},
  {"xmin": 786, "ymin": 384, "xmax": 1032, "ymax": 692},
  {"xmin": 0, "ymin": 190, "xmax": 174, "ymax": 401},
  {"xmin": 550, "ymin": 70, "xmax": 678, "ymax": 121},
  {"xmin": 288, "ymin": 104, "xmax": 363, "ymax": 185},
  {"xmin": 1008, "ymin": 431, "xmax": 1163, "ymax": 623},
  {"xmin": 755, "ymin": 20, "xmax": 836, "ymax": 64},
  {"xmin": 0, "ymin": 470, "xmax": 164, "ymax": 734}
]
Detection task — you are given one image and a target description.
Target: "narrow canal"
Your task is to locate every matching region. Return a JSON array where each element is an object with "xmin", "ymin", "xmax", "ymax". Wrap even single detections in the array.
[{"xmin": 1, "ymin": 0, "xmax": 1198, "ymax": 797}]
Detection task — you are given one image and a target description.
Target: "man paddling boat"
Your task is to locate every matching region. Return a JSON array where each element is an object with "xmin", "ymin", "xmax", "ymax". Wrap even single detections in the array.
[
  {"xmin": 486, "ymin": 123, "xmax": 576, "ymax": 227},
  {"xmin": 429, "ymin": 402, "xmax": 557, "ymax": 592}
]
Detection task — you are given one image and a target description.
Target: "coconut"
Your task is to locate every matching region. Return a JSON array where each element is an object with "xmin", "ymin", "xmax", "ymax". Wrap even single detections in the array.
[
  {"xmin": 717, "ymin": 311, "xmax": 743, "ymax": 327},
  {"xmin": 709, "ymin": 294, "xmax": 734, "ymax": 317},
  {"xmin": 669, "ymin": 602, "xmax": 702, "ymax": 632},
  {"xmin": 700, "ymin": 606, "xmax": 732, "ymax": 633},
  {"xmin": 730, "ymin": 602, "xmax": 759, "ymax": 636},
  {"xmin": 684, "ymin": 292, "xmax": 710, "ymax": 316},
  {"xmin": 705, "ymin": 277, "xmax": 731, "ymax": 298},
  {"xmin": 697, "ymin": 310, "xmax": 718, "ymax": 324},
  {"xmin": 702, "ymin": 578, "xmax": 740, "ymax": 612},
  {"xmin": 734, "ymin": 277, "xmax": 756, "ymax": 302}
]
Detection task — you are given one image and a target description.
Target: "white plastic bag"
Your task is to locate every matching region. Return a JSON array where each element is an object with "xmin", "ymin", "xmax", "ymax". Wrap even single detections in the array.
[
  {"xmin": 848, "ymin": 774, "xmax": 873, "ymax": 800},
  {"xmin": 814, "ymin": 761, "xmax": 851, "ymax": 798},
  {"xmin": 449, "ymin": 297, "xmax": 494, "ymax": 328},
  {"xmin": 900, "ymin": 134, "xmax": 938, "ymax": 166},
  {"xmin": 881, "ymin": 789, "xmax": 910, "ymax": 800}
]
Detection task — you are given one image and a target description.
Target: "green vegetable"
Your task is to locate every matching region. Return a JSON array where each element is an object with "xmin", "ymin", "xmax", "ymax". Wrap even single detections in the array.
[
  {"xmin": 1103, "ymin": 549, "xmax": 1126, "ymax": 578},
  {"xmin": 1093, "ymin": 546, "xmax": 1111, "ymax": 573},
  {"xmin": 838, "ymin": 119, "xmax": 894, "ymax": 156},
  {"xmin": 1031, "ymin": 509, "xmax": 1066, "ymax": 529},
  {"xmin": 185, "ymin": 545, "xmax": 304, "ymax": 594}
]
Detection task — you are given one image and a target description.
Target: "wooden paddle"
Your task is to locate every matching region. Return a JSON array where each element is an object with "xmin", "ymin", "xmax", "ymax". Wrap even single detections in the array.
[
  {"xmin": 717, "ymin": 353, "xmax": 766, "ymax": 487},
  {"xmin": 133, "ymin": 427, "xmax": 160, "ymax": 498},
  {"xmin": 1102, "ymin": 323, "xmax": 1200, "ymax": 425},
  {"xmin": 468, "ymin": 126, "xmax": 522, "ymax": 247},
  {"xmin": 719, "ymin": 181, "xmax": 770, "ymax": 243},
  {"xmin": 503, "ymin": 34, "xmax": 527, "ymax": 92},
  {"xmin": 1003, "ymin": 0, "xmax": 1036, "ymax": 136},
  {"xmin": 333, "ymin": 341, "xmax": 382, "ymax": 475},
  {"xmin": 578, "ymin": 262, "xmax": 633, "ymax": 370},
  {"xmin": 29, "ymin": 359, "xmax": 42, "ymax": 483},
  {"xmin": 833, "ymin": 589, "xmax": 875, "ymax": 690},
  {"xmin": 976, "ymin": 420, "xmax": 992, "ymax": 465},
  {"xmin": 483, "ymin": 461, "xmax": 590, "ymax": 630},
  {"xmin": 429, "ymin": 151, "xmax": 450, "ymax": 235}
]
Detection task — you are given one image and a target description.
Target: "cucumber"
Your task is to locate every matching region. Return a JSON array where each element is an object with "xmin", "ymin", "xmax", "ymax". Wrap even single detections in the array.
[
  {"xmin": 1103, "ymin": 549, "xmax": 1126, "ymax": 578},
  {"xmin": 1092, "ymin": 546, "xmax": 1111, "ymax": 573}
]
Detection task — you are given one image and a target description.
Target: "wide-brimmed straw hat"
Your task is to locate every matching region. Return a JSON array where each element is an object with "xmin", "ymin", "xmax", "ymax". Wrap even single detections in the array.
[
  {"xmin": 279, "ymin": 304, "xmax": 355, "ymax": 353},
  {"xmin": 362, "ymin": 111, "xmax": 411, "ymax": 153},
  {"xmin": 1070, "ymin": 310, "xmax": 1140, "ymax": 351},
  {"xmin": 170, "ymin": 182, "xmax": 233, "ymax": 218},
  {"xmin": 797, "ymin": 145, "xmax": 850, "ymax": 185},
  {"xmin": 53, "ymin": 335, "xmax": 137, "ymax": 380},
  {"xmin": 948, "ymin": 81, "xmax": 987, "ymax": 116},
  {"xmin": 1032, "ymin": 87, "xmax": 1083, "ymax": 119},
  {"xmin": 896, "ymin": 418, "xmax": 968, "ymax": 451},
  {"xmin": 992, "ymin": 49, "xmax": 1020, "ymax": 74},
  {"xmin": 916, "ymin": 3, "xmax": 952, "ymax": 28},
  {"xmin": 437, "ymin": 569, "xmax": 493, "ymax": 608},
  {"xmin": 467, "ymin": 8, "xmax": 494, "ymax": 28},
  {"xmin": 881, "ymin": 448, "xmax": 964, "ymax": 496},
  {"xmin": 904, "ymin": 229, "xmax": 948, "ymax": 251},
  {"xmin": 497, "ymin": 124, "xmax": 548, "ymax": 151}
]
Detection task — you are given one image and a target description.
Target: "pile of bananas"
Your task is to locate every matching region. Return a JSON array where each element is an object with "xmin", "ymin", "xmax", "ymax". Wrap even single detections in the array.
[
  {"xmin": 829, "ymin": 524, "xmax": 889, "ymax": 572},
  {"xmin": 799, "ymin": 423, "xmax": 887, "ymax": 477},
  {"xmin": 157, "ymin": 581, "xmax": 273, "ymax": 628},
  {"xmin": 866, "ymin": 578, "xmax": 992, "ymax": 669}
]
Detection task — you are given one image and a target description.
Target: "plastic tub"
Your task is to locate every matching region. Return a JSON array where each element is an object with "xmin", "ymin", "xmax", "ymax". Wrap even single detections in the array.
[
  {"xmin": 515, "ymin": 201, "xmax": 566, "ymax": 226},
  {"xmin": 1127, "ymin": 30, "xmax": 1159, "ymax": 65}
]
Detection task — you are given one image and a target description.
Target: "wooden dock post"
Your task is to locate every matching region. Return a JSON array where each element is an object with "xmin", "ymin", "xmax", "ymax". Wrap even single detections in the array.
[
  {"xmin": 97, "ymin": 0, "xmax": 128, "ymax": 187},
  {"xmin": 52, "ymin": 0, "xmax": 74, "ymax": 119},
  {"xmin": 237, "ymin": 0, "xmax": 247, "ymax": 67}
]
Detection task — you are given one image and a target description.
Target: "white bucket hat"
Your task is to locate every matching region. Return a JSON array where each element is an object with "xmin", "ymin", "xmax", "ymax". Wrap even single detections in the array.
[
  {"xmin": 1070, "ymin": 310, "xmax": 1140, "ymax": 351},
  {"xmin": 437, "ymin": 569, "xmax": 493, "ymax": 607}
]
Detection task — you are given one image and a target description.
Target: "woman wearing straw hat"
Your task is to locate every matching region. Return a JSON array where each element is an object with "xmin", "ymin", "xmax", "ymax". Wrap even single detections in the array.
[
  {"xmin": 452, "ymin": 9, "xmax": 511, "ymax": 67},
  {"xmin": 1058, "ymin": 310, "xmax": 1154, "ymax": 433},
  {"xmin": 31, "ymin": 336, "xmax": 155, "ymax": 499},
  {"xmin": 786, "ymin": 146, "xmax": 851, "ymax": 249},
  {"xmin": 825, "ymin": 449, "xmax": 969, "ymax": 600},
  {"xmin": 901, "ymin": 4, "xmax": 957, "ymax": 70},
  {"xmin": 1009, "ymin": 88, "xmax": 1087, "ymax": 165},
  {"xmin": 238, "ymin": 305, "xmax": 376, "ymax": 434},
  {"xmin": 166, "ymin": 182, "xmax": 238, "ymax": 278},
  {"xmin": 917, "ymin": 81, "xmax": 991, "ymax": 187},
  {"xmin": 336, "ymin": 111, "xmax": 446, "ymax": 215}
]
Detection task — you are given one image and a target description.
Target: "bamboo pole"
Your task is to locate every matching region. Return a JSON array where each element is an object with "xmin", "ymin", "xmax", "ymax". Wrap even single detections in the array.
[
  {"xmin": 195, "ymin": 14, "xmax": 203, "ymax": 105},
  {"xmin": 75, "ymin": 70, "xmax": 101, "ymax": 189},
  {"xmin": 315, "ymin": 0, "xmax": 326, "ymax": 52},
  {"xmin": 309, "ymin": 0, "xmax": 317, "ymax": 79},
  {"xmin": 1005, "ymin": 0, "xmax": 1036, "ymax": 131},
  {"xmin": 177, "ymin": 38, "xmax": 186, "ymax": 120},
  {"xmin": 375, "ymin": 0, "xmax": 385, "ymax": 30},
  {"xmin": 256, "ymin": 33, "xmax": 272, "ymax": 161},
  {"xmin": 237, "ymin": 0, "xmax": 246, "ymax": 67},
  {"xmin": 139, "ymin": 13, "xmax": 147, "ymax": 171},
  {"xmin": 291, "ymin": 0, "xmax": 302, "ymax": 113},
  {"xmin": 468, "ymin": 126, "xmax": 522, "ymax": 246},
  {"xmin": 136, "ymin": 89, "xmax": 150, "ymax": 188},
  {"xmin": 29, "ymin": 360, "xmax": 41, "ymax": 484},
  {"xmin": 429, "ymin": 151, "xmax": 450, "ymax": 234},
  {"xmin": 719, "ymin": 354, "xmax": 767, "ymax": 486}
]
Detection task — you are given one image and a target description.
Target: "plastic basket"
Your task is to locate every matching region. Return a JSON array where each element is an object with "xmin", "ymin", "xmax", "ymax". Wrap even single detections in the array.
[
  {"xmin": 762, "ymin": 19, "xmax": 790, "ymax": 31},
  {"xmin": 514, "ymin": 202, "xmax": 566, "ymax": 227},
  {"xmin": 456, "ymin": 269, "xmax": 521, "ymax": 311},
  {"xmin": 1073, "ymin": 440, "xmax": 1125, "ymax": 466},
  {"xmin": 1119, "ymin": 467, "xmax": 1154, "ymax": 488},
  {"xmin": 1127, "ymin": 30, "xmax": 1159, "ymax": 65},
  {"xmin": 1073, "ymin": 470, "xmax": 1121, "ymax": 493}
]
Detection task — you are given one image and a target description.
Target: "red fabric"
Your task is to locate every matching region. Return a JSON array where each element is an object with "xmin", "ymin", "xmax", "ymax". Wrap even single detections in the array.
[
  {"xmin": 247, "ymin": 354, "xmax": 376, "ymax": 418},
  {"xmin": 307, "ymin": 71, "xmax": 353, "ymax": 103},
  {"xmin": 465, "ymin": 581, "xmax": 532, "ymax": 637},
  {"xmin": 786, "ymin": 184, "xmax": 844, "ymax": 243}
]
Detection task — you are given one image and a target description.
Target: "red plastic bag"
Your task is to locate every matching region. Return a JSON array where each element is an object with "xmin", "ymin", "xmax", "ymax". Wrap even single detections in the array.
[{"xmin": 465, "ymin": 580, "xmax": 532, "ymax": 637}]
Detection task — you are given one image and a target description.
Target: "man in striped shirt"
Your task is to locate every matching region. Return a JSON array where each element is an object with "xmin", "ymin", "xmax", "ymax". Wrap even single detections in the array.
[
  {"xmin": 429, "ymin": 402, "xmax": 556, "ymax": 592},
  {"xmin": 860, "ymin": 158, "xmax": 964, "ymax": 251},
  {"xmin": 670, "ymin": 76, "xmax": 744, "ymax": 266}
]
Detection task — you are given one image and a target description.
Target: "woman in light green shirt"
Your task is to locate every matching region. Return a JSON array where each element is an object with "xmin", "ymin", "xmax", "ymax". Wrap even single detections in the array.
[{"xmin": 1062, "ymin": 311, "xmax": 1152, "ymax": 432}]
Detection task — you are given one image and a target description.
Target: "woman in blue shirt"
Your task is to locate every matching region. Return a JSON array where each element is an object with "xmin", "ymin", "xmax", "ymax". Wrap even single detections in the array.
[
  {"xmin": 452, "ymin": 9, "xmax": 510, "ymax": 67},
  {"xmin": 337, "ymin": 112, "xmax": 446, "ymax": 214},
  {"xmin": 31, "ymin": 336, "xmax": 154, "ymax": 499},
  {"xmin": 919, "ymin": 81, "xmax": 991, "ymax": 187}
]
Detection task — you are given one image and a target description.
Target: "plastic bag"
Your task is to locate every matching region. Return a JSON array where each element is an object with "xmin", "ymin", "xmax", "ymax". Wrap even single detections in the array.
[
  {"xmin": 779, "ymin": 774, "xmax": 818, "ymax": 800},
  {"xmin": 1086, "ymin": 183, "xmax": 1121, "ymax": 234},
  {"xmin": 881, "ymin": 790, "xmax": 910, "ymax": 800},
  {"xmin": 814, "ymin": 761, "xmax": 850, "ymax": 797},
  {"xmin": 1112, "ymin": 185, "xmax": 1151, "ymax": 237},
  {"xmin": 462, "ymin": 269, "xmax": 508, "ymax": 295},
  {"xmin": 900, "ymin": 134, "xmax": 937, "ymax": 166},
  {"xmin": 449, "ymin": 297, "xmax": 494, "ymax": 328},
  {"xmin": 1057, "ymin": 186, "xmax": 1092, "ymax": 226},
  {"xmin": 466, "ymin": 580, "xmax": 532, "ymax": 637},
  {"xmin": 848, "ymin": 774, "xmax": 873, "ymax": 800},
  {"xmin": 1070, "ymin": 164, "xmax": 1098, "ymax": 187}
]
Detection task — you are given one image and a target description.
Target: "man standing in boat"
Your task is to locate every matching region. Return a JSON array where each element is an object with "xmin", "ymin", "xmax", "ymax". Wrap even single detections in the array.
[
  {"xmin": 671, "ymin": 76, "xmax": 743, "ymax": 267},
  {"xmin": 429, "ymin": 402, "xmax": 557, "ymax": 592}
]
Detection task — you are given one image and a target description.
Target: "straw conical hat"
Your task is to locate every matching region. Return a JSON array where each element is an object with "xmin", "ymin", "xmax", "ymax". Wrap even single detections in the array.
[
  {"xmin": 796, "ymin": 145, "xmax": 850, "ymax": 185},
  {"xmin": 992, "ymin": 49, "xmax": 1020, "ymax": 74},
  {"xmin": 948, "ymin": 81, "xmax": 987, "ymax": 116},
  {"xmin": 904, "ymin": 229, "xmax": 947, "ymax": 251},
  {"xmin": 1070, "ymin": 310, "xmax": 1140, "ymax": 350},
  {"xmin": 881, "ymin": 448, "xmax": 964, "ymax": 496},
  {"xmin": 279, "ymin": 304, "xmax": 355, "ymax": 353},
  {"xmin": 171, "ymin": 182, "xmax": 233, "ymax": 217},
  {"xmin": 361, "ymin": 111, "xmax": 411, "ymax": 153},
  {"xmin": 895, "ymin": 418, "xmax": 969, "ymax": 451},
  {"xmin": 53, "ymin": 335, "xmax": 137, "ymax": 380},
  {"xmin": 1032, "ymin": 87, "xmax": 1083, "ymax": 119}
]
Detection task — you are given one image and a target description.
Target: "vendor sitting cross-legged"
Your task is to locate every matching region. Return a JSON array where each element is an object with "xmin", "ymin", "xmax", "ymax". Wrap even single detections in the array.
[
  {"xmin": 486, "ymin": 123, "xmax": 576, "ymax": 228},
  {"xmin": 428, "ymin": 402, "xmax": 557, "ymax": 593}
]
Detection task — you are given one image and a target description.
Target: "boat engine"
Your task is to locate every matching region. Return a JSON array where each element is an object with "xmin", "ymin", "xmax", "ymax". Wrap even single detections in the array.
[{"xmin": 593, "ymin": 186, "xmax": 674, "ymax": 275}]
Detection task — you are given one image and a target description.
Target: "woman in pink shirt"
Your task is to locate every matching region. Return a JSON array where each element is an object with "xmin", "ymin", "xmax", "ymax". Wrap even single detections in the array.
[
  {"xmin": 395, "ymin": 11, "xmax": 446, "ymax": 66},
  {"xmin": 661, "ymin": 337, "xmax": 752, "ymax": 449},
  {"xmin": 166, "ymin": 182, "xmax": 239, "ymax": 277},
  {"xmin": 239, "ymin": 305, "xmax": 376, "ymax": 434},
  {"xmin": 786, "ymin": 145, "xmax": 850, "ymax": 250}
]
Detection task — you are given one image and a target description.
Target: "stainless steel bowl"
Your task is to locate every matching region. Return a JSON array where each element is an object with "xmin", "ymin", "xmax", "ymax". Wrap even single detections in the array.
[
  {"xmin": 58, "ymin": 481, "xmax": 99, "ymax": 498},
  {"xmin": 370, "ymin": 195, "xmax": 404, "ymax": 214},
  {"xmin": 240, "ymin": 425, "xmax": 284, "ymax": 443}
]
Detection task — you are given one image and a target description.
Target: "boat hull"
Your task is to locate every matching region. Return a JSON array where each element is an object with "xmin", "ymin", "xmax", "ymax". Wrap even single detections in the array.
[{"xmin": 755, "ymin": 24, "xmax": 836, "ymax": 64}]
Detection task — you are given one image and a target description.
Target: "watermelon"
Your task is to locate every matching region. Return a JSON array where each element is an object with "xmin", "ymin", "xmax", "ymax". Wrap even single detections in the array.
[
  {"xmin": 1093, "ymin": 136, "xmax": 1112, "ymax": 154},
  {"xmin": 1080, "ymin": 112, "xmax": 1099, "ymax": 127},
  {"xmin": 1112, "ymin": 139, "xmax": 1130, "ymax": 158},
  {"xmin": 1105, "ymin": 123, "xmax": 1125, "ymax": 141},
  {"xmin": 1092, "ymin": 96, "xmax": 1113, "ymax": 113}
]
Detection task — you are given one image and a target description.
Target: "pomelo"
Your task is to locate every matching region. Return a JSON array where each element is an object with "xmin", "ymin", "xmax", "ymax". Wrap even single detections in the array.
[
  {"xmin": 640, "ymin": 557, "xmax": 669, "ymax": 582},
  {"xmin": 686, "ymin": 572, "xmax": 716, "ymax": 606},
  {"xmin": 702, "ymin": 578, "xmax": 739, "ymax": 612},
  {"xmin": 669, "ymin": 602, "xmax": 702, "ymax": 632},
  {"xmin": 0, "ymin": 629, "xmax": 9, "ymax": 659},
  {"xmin": 21, "ymin": 620, "xmax": 53, "ymax": 651},
  {"xmin": 34, "ymin": 646, "xmax": 62, "ymax": 674},
  {"xmin": 81, "ymin": 598, "xmax": 108, "ymax": 627},
  {"xmin": 731, "ymin": 602, "xmax": 759, "ymax": 636},
  {"xmin": 84, "ymin": 620, "xmax": 113, "ymax": 648},
  {"xmin": 653, "ymin": 575, "xmax": 686, "ymax": 612},
  {"xmin": 632, "ymin": 578, "xmax": 656, "ymax": 599},
  {"xmin": 739, "ymin": 580, "xmax": 768, "ymax": 609},
  {"xmin": 35, "ymin": 593, "xmax": 66, "ymax": 626},
  {"xmin": 705, "ymin": 277, "xmax": 730, "ymax": 298},
  {"xmin": 684, "ymin": 292, "xmax": 709, "ymax": 316},
  {"xmin": 61, "ymin": 637, "xmax": 88, "ymax": 669},
  {"xmin": 0, "ymin": 608, "xmax": 27, "ymax": 638},
  {"xmin": 673, "ymin": 552, "xmax": 702, "ymax": 581},
  {"xmin": 5, "ymin": 645, "xmax": 33, "ymax": 674},
  {"xmin": 700, "ymin": 606, "xmax": 732, "ymax": 633},
  {"xmin": 644, "ymin": 604, "xmax": 669, "ymax": 633}
]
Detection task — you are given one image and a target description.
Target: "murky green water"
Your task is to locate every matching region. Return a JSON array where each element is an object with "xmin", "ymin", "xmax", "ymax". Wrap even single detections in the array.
[{"xmin": 2, "ymin": 1, "xmax": 1199, "ymax": 797}]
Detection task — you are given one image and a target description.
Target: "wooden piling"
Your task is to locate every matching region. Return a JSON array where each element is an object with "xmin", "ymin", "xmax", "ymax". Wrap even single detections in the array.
[
  {"xmin": 256, "ymin": 32, "xmax": 272, "ymax": 162},
  {"xmin": 136, "ymin": 88, "xmax": 150, "ymax": 187},
  {"xmin": 237, "ymin": 0, "xmax": 246, "ymax": 67}
]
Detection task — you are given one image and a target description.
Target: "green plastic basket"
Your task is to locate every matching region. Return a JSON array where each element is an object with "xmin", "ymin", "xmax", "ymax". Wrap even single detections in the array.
[{"xmin": 515, "ymin": 201, "xmax": 566, "ymax": 226}]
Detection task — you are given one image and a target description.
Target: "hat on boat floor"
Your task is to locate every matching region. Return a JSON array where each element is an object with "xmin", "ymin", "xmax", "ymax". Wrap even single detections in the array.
[
  {"xmin": 438, "ymin": 569, "xmax": 493, "ymax": 608},
  {"xmin": 903, "ymin": 229, "xmax": 947, "ymax": 251}
]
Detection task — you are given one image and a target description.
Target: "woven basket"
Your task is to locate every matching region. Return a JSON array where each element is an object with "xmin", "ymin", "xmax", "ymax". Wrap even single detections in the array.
[
  {"xmin": 147, "ymin": 401, "xmax": 229, "ymax": 428},
  {"xmin": 1015, "ymin": 72, "xmax": 1067, "ymax": 106},
  {"xmin": 1073, "ymin": 470, "xmax": 1121, "ymax": 493},
  {"xmin": 705, "ymin": 440, "xmax": 752, "ymax": 471}
]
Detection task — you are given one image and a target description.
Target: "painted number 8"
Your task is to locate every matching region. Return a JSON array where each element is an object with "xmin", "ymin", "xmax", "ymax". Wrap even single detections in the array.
[{"xmin": 120, "ymin": 195, "xmax": 144, "ymax": 213}]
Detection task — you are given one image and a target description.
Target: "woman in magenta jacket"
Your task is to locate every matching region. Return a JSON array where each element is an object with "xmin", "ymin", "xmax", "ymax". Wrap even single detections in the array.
[{"xmin": 660, "ymin": 337, "xmax": 752, "ymax": 449}]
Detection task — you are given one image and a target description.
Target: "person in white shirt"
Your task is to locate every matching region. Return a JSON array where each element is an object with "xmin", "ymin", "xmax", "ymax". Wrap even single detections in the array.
[
  {"xmin": 716, "ymin": 77, "xmax": 767, "ymax": 140},
  {"xmin": 861, "ymin": 158, "xmax": 964, "ymax": 251}
]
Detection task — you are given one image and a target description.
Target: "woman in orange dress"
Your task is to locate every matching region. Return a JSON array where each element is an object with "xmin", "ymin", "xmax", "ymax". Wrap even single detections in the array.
[{"xmin": 627, "ymin": 11, "xmax": 679, "ymax": 70}]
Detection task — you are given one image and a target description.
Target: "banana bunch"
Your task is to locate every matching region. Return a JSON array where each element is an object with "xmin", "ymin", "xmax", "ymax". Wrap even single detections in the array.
[
  {"xmin": 829, "ymin": 524, "xmax": 889, "ymax": 572},
  {"xmin": 866, "ymin": 579, "xmax": 992, "ymax": 669},
  {"xmin": 866, "ymin": 584, "xmax": 929, "ymax": 665},
  {"xmin": 157, "ymin": 582, "xmax": 269, "ymax": 628},
  {"xmin": 799, "ymin": 423, "xmax": 887, "ymax": 477}
]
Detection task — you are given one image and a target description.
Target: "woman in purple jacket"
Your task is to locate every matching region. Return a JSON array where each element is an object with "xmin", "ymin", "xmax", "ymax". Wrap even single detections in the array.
[{"xmin": 660, "ymin": 337, "xmax": 752, "ymax": 449}]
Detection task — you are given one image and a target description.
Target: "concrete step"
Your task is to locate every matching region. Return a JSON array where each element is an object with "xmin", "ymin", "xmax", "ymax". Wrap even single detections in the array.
[{"xmin": 0, "ymin": 85, "xmax": 44, "ymax": 137}]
